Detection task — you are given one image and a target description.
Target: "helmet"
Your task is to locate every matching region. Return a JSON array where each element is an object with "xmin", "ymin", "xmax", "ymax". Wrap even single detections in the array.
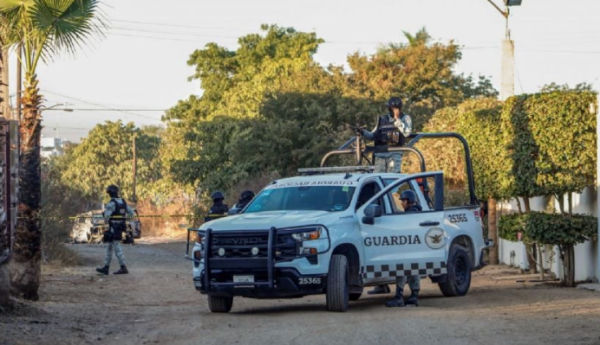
[
  {"xmin": 400, "ymin": 190, "xmax": 416, "ymax": 203},
  {"xmin": 240, "ymin": 190, "xmax": 255, "ymax": 201},
  {"xmin": 211, "ymin": 191, "xmax": 225, "ymax": 201},
  {"xmin": 106, "ymin": 185, "xmax": 119, "ymax": 197},
  {"xmin": 387, "ymin": 97, "xmax": 403, "ymax": 110}
]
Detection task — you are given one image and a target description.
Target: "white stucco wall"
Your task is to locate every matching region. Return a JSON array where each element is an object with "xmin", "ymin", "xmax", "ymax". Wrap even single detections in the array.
[{"xmin": 497, "ymin": 188, "xmax": 598, "ymax": 282}]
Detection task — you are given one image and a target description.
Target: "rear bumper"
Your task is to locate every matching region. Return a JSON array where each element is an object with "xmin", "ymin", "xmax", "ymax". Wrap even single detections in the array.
[{"xmin": 195, "ymin": 267, "xmax": 327, "ymax": 298}]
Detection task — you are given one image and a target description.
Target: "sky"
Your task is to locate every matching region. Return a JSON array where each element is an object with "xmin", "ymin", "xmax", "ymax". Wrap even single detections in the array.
[{"xmin": 8, "ymin": 0, "xmax": 599, "ymax": 142}]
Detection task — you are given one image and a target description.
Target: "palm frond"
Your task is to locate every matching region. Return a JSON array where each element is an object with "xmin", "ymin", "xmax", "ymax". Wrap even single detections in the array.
[{"xmin": 31, "ymin": 0, "xmax": 104, "ymax": 55}]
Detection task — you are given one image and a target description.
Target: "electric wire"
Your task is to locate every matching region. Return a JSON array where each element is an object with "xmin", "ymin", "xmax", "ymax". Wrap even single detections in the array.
[{"xmin": 41, "ymin": 89, "xmax": 164, "ymax": 122}]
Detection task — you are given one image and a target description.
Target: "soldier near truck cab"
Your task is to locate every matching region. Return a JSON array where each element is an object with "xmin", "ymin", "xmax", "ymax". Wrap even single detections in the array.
[
  {"xmin": 206, "ymin": 191, "xmax": 229, "ymax": 222},
  {"xmin": 359, "ymin": 97, "xmax": 412, "ymax": 173},
  {"xmin": 96, "ymin": 185, "xmax": 134, "ymax": 275},
  {"xmin": 228, "ymin": 190, "xmax": 255, "ymax": 215}
]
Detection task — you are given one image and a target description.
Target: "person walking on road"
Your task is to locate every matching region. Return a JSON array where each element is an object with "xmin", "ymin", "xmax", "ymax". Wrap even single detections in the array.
[{"xmin": 96, "ymin": 185, "xmax": 134, "ymax": 275}]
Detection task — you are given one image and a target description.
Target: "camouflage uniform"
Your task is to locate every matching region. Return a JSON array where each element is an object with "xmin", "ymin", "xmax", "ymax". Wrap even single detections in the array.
[
  {"xmin": 395, "ymin": 275, "xmax": 421, "ymax": 293},
  {"xmin": 363, "ymin": 114, "xmax": 412, "ymax": 173},
  {"xmin": 103, "ymin": 198, "xmax": 134, "ymax": 267}
]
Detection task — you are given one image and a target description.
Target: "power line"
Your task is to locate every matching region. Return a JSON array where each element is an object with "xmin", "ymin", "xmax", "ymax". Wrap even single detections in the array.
[
  {"xmin": 41, "ymin": 89, "xmax": 163, "ymax": 122},
  {"xmin": 106, "ymin": 32, "xmax": 206, "ymax": 43},
  {"xmin": 112, "ymin": 19, "xmax": 254, "ymax": 32},
  {"xmin": 111, "ymin": 26, "xmax": 239, "ymax": 39}
]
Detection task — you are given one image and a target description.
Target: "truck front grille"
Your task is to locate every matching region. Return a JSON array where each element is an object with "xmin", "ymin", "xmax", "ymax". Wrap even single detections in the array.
[{"xmin": 209, "ymin": 233, "xmax": 297, "ymax": 258}]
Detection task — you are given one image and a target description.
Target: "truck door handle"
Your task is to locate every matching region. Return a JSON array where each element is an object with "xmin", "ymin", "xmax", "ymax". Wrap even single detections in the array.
[{"xmin": 419, "ymin": 221, "xmax": 439, "ymax": 227}]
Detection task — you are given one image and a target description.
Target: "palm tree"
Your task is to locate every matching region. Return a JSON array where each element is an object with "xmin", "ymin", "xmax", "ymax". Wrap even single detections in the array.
[{"xmin": 0, "ymin": 0, "xmax": 103, "ymax": 300}]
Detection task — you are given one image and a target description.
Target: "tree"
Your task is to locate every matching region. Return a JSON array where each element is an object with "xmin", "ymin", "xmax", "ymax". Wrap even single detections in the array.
[
  {"xmin": 1, "ymin": 0, "xmax": 104, "ymax": 299},
  {"xmin": 342, "ymin": 28, "xmax": 498, "ymax": 130},
  {"xmin": 164, "ymin": 26, "xmax": 498, "ymax": 200},
  {"xmin": 62, "ymin": 121, "xmax": 162, "ymax": 203},
  {"xmin": 499, "ymin": 91, "xmax": 597, "ymax": 284}
]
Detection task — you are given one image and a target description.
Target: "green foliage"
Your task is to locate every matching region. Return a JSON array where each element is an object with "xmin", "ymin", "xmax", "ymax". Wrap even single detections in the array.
[
  {"xmin": 499, "ymin": 212, "xmax": 598, "ymax": 246},
  {"xmin": 456, "ymin": 98, "xmax": 511, "ymax": 200},
  {"xmin": 501, "ymin": 91, "xmax": 597, "ymax": 199},
  {"xmin": 343, "ymin": 29, "xmax": 498, "ymax": 130},
  {"xmin": 41, "ymin": 152, "xmax": 87, "ymax": 265},
  {"xmin": 420, "ymin": 98, "xmax": 509, "ymax": 201},
  {"xmin": 164, "ymin": 26, "xmax": 497, "ymax": 196},
  {"xmin": 61, "ymin": 121, "xmax": 162, "ymax": 202}
]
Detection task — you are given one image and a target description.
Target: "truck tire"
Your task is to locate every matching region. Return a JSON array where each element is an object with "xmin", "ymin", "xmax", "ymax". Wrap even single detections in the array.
[
  {"xmin": 326, "ymin": 255, "xmax": 349, "ymax": 312},
  {"xmin": 438, "ymin": 245, "xmax": 472, "ymax": 297},
  {"xmin": 208, "ymin": 295, "xmax": 233, "ymax": 313}
]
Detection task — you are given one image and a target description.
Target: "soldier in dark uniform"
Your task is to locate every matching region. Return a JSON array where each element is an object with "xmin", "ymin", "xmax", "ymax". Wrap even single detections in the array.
[
  {"xmin": 359, "ymin": 97, "xmax": 412, "ymax": 173},
  {"xmin": 96, "ymin": 185, "xmax": 134, "ymax": 275},
  {"xmin": 206, "ymin": 191, "xmax": 229, "ymax": 222},
  {"xmin": 228, "ymin": 190, "xmax": 255, "ymax": 215},
  {"xmin": 386, "ymin": 190, "xmax": 422, "ymax": 307}
]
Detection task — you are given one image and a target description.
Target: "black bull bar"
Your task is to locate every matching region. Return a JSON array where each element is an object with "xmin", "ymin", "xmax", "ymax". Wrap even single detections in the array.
[{"xmin": 185, "ymin": 226, "xmax": 331, "ymax": 290}]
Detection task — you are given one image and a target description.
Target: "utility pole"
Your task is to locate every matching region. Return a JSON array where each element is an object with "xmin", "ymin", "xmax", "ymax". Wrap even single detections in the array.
[
  {"xmin": 132, "ymin": 134, "xmax": 137, "ymax": 207},
  {"xmin": 484, "ymin": 0, "xmax": 522, "ymax": 266},
  {"xmin": 485, "ymin": 0, "xmax": 518, "ymax": 100}
]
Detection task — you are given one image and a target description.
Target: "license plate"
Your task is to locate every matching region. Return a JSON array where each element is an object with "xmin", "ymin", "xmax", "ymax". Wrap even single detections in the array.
[{"xmin": 233, "ymin": 275, "xmax": 254, "ymax": 284}]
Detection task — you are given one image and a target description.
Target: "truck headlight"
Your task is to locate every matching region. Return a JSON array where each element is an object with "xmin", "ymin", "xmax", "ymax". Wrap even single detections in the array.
[{"xmin": 291, "ymin": 226, "xmax": 324, "ymax": 242}]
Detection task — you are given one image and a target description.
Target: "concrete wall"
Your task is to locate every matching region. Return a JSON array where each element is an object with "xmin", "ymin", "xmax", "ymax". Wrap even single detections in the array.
[{"xmin": 497, "ymin": 187, "xmax": 599, "ymax": 282}]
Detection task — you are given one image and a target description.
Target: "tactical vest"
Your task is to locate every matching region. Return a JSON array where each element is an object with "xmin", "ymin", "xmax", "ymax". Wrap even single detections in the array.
[
  {"xmin": 109, "ymin": 198, "xmax": 128, "ymax": 240},
  {"xmin": 374, "ymin": 115, "xmax": 406, "ymax": 147}
]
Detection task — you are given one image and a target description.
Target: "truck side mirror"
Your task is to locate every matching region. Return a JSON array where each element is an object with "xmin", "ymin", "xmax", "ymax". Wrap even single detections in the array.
[{"xmin": 362, "ymin": 204, "xmax": 382, "ymax": 225}]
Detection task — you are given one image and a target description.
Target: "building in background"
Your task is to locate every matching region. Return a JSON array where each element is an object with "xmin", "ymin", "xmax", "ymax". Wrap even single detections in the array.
[{"xmin": 40, "ymin": 137, "xmax": 63, "ymax": 158}]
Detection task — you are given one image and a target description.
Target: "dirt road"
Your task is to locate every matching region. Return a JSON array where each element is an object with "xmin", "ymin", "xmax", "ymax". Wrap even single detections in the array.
[{"xmin": 2, "ymin": 240, "xmax": 600, "ymax": 345}]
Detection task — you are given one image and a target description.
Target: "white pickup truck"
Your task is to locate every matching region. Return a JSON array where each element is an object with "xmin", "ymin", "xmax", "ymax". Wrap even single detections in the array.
[{"xmin": 186, "ymin": 133, "xmax": 493, "ymax": 313}]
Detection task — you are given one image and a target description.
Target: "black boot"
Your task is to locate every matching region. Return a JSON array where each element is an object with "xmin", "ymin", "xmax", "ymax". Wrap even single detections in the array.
[
  {"xmin": 368, "ymin": 285, "xmax": 391, "ymax": 295},
  {"xmin": 385, "ymin": 288, "xmax": 405, "ymax": 307},
  {"xmin": 405, "ymin": 289, "xmax": 419, "ymax": 307},
  {"xmin": 113, "ymin": 265, "xmax": 129, "ymax": 275},
  {"xmin": 96, "ymin": 266, "xmax": 109, "ymax": 275}
]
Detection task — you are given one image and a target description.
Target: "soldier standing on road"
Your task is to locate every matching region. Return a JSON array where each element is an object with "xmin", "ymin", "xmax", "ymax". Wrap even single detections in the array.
[
  {"xmin": 359, "ymin": 97, "xmax": 412, "ymax": 173},
  {"xmin": 96, "ymin": 185, "xmax": 134, "ymax": 275},
  {"xmin": 386, "ymin": 190, "xmax": 422, "ymax": 307}
]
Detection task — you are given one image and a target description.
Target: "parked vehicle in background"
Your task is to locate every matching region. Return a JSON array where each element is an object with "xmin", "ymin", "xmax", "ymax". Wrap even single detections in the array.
[{"xmin": 71, "ymin": 210, "xmax": 142, "ymax": 244}]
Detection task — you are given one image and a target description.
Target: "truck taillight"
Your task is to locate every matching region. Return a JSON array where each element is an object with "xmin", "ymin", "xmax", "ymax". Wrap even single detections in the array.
[{"xmin": 194, "ymin": 250, "xmax": 202, "ymax": 262}]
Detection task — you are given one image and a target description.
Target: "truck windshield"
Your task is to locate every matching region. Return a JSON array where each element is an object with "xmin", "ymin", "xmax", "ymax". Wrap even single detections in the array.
[{"xmin": 244, "ymin": 186, "xmax": 356, "ymax": 213}]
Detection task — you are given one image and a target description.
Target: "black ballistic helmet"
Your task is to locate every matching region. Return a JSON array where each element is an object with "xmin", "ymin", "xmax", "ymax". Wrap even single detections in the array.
[
  {"xmin": 240, "ymin": 190, "xmax": 255, "ymax": 201},
  {"xmin": 211, "ymin": 191, "xmax": 225, "ymax": 201},
  {"xmin": 106, "ymin": 185, "xmax": 119, "ymax": 197},
  {"xmin": 400, "ymin": 190, "xmax": 416, "ymax": 203},
  {"xmin": 387, "ymin": 97, "xmax": 403, "ymax": 110}
]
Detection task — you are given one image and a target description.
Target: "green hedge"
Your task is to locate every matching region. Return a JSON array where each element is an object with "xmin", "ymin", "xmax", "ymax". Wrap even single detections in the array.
[
  {"xmin": 499, "ymin": 212, "xmax": 598, "ymax": 245},
  {"xmin": 501, "ymin": 91, "xmax": 597, "ymax": 199}
]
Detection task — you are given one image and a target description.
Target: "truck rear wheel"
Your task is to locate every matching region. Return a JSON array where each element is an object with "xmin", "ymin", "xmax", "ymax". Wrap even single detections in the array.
[
  {"xmin": 208, "ymin": 295, "xmax": 233, "ymax": 313},
  {"xmin": 438, "ymin": 245, "xmax": 472, "ymax": 297},
  {"xmin": 326, "ymin": 255, "xmax": 349, "ymax": 312}
]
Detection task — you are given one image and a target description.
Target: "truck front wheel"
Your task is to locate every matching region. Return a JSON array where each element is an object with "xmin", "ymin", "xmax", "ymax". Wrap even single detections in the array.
[
  {"xmin": 208, "ymin": 295, "xmax": 233, "ymax": 313},
  {"xmin": 438, "ymin": 245, "xmax": 472, "ymax": 297},
  {"xmin": 326, "ymin": 255, "xmax": 349, "ymax": 312}
]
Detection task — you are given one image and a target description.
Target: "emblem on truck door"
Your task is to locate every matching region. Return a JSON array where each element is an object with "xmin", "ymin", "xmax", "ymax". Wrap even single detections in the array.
[{"xmin": 425, "ymin": 227, "xmax": 445, "ymax": 250}]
